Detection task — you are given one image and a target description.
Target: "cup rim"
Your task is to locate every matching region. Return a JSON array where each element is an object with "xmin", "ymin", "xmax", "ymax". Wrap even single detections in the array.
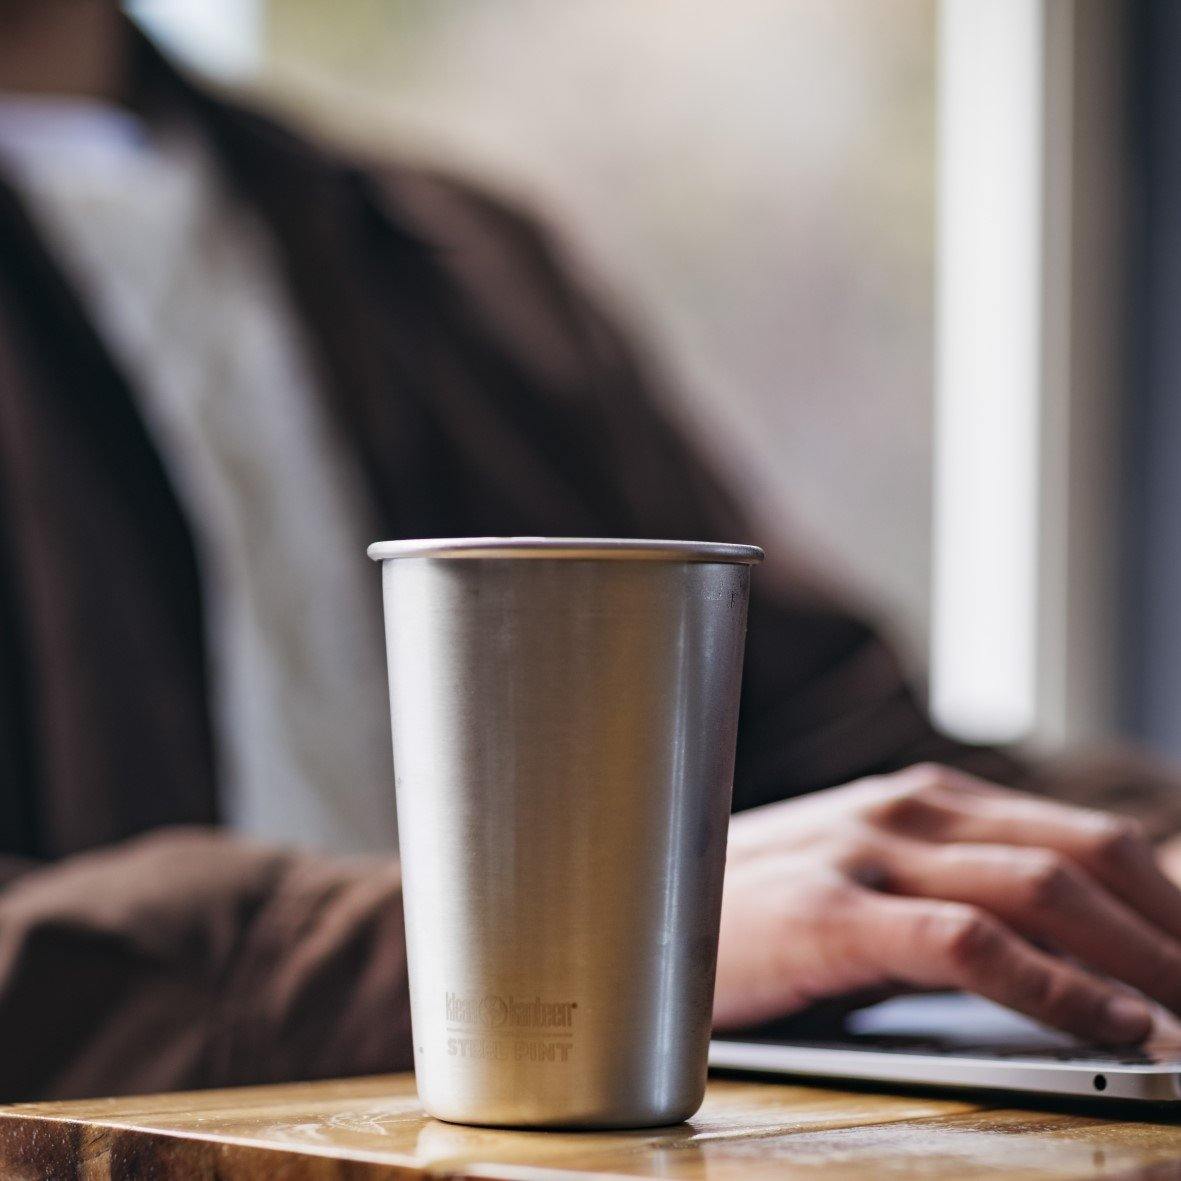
[{"xmin": 367, "ymin": 536, "xmax": 764, "ymax": 564}]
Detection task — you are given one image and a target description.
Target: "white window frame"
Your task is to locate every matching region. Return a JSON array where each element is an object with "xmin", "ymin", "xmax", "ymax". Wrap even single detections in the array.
[{"xmin": 931, "ymin": 0, "xmax": 1126, "ymax": 748}]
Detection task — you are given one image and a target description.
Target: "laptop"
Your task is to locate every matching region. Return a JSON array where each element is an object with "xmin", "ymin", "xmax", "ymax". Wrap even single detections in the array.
[{"xmin": 709, "ymin": 992, "xmax": 1181, "ymax": 1103}]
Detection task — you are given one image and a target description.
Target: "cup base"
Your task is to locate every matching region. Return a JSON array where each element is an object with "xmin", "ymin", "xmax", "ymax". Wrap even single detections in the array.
[{"xmin": 419, "ymin": 1089, "xmax": 705, "ymax": 1131}]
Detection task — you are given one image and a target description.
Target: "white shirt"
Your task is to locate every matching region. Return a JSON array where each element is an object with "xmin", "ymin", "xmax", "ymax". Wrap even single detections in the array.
[{"xmin": 0, "ymin": 97, "xmax": 397, "ymax": 853}]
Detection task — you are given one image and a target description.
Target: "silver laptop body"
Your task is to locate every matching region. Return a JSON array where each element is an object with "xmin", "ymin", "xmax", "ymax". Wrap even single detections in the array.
[{"xmin": 709, "ymin": 993, "xmax": 1181, "ymax": 1103}]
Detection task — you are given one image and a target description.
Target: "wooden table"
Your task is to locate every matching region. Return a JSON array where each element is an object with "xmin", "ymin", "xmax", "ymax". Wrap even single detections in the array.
[{"xmin": 1, "ymin": 1073, "xmax": 1181, "ymax": 1179}]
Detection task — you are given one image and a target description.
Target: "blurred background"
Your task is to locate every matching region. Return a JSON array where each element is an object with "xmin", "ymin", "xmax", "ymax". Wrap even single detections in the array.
[{"xmin": 126, "ymin": 0, "xmax": 1176, "ymax": 764}]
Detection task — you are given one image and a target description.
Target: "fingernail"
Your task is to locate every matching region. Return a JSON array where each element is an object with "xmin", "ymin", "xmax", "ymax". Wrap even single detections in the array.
[
  {"xmin": 1149, "ymin": 1008, "xmax": 1181, "ymax": 1046},
  {"xmin": 1101, "ymin": 994, "xmax": 1154, "ymax": 1043}
]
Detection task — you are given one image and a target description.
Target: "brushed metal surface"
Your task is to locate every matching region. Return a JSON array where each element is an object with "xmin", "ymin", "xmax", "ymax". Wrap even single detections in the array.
[{"xmin": 371, "ymin": 539, "xmax": 758, "ymax": 1128}]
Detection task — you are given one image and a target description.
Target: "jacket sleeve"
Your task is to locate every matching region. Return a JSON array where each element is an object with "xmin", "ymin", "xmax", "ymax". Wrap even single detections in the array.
[
  {"xmin": 0, "ymin": 827, "xmax": 411, "ymax": 1101},
  {"xmin": 382, "ymin": 167, "xmax": 1181, "ymax": 834},
  {"xmin": 545, "ymin": 219, "xmax": 1181, "ymax": 833}
]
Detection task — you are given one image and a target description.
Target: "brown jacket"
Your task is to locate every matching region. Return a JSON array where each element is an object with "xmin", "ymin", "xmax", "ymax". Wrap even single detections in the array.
[{"xmin": 0, "ymin": 38, "xmax": 1171, "ymax": 1101}]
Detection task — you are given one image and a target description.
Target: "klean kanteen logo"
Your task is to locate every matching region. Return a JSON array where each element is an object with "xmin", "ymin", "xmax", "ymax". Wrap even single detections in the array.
[{"xmin": 446, "ymin": 993, "xmax": 576, "ymax": 1029}]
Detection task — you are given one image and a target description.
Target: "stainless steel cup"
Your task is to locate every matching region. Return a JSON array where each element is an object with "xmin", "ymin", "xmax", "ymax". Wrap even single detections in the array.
[{"xmin": 367, "ymin": 536, "xmax": 763, "ymax": 1128}]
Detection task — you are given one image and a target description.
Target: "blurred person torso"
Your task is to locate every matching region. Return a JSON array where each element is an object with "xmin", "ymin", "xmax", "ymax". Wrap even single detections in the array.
[
  {"xmin": 0, "ymin": 29, "xmax": 1021, "ymax": 867},
  {"xmin": 0, "ymin": 95, "xmax": 394, "ymax": 852}
]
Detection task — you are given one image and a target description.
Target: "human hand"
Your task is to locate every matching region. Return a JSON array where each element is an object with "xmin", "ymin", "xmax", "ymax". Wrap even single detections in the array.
[{"xmin": 714, "ymin": 764, "xmax": 1181, "ymax": 1043}]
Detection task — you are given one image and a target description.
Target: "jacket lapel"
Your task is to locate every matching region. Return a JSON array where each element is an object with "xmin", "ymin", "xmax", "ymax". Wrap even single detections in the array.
[
  {"xmin": 134, "ymin": 37, "xmax": 620, "ymax": 539},
  {"xmin": 0, "ymin": 175, "xmax": 217, "ymax": 856}
]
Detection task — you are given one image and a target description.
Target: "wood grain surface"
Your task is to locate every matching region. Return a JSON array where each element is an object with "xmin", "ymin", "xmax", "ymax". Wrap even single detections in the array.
[{"xmin": 1, "ymin": 1073, "xmax": 1180, "ymax": 1179}]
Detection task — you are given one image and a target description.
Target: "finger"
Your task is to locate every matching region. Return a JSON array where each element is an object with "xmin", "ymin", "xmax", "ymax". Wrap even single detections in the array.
[
  {"xmin": 859, "ymin": 893, "xmax": 1155, "ymax": 1044},
  {"xmin": 877, "ymin": 839, "xmax": 1181, "ymax": 1015},
  {"xmin": 879, "ymin": 766, "xmax": 1181, "ymax": 945}
]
